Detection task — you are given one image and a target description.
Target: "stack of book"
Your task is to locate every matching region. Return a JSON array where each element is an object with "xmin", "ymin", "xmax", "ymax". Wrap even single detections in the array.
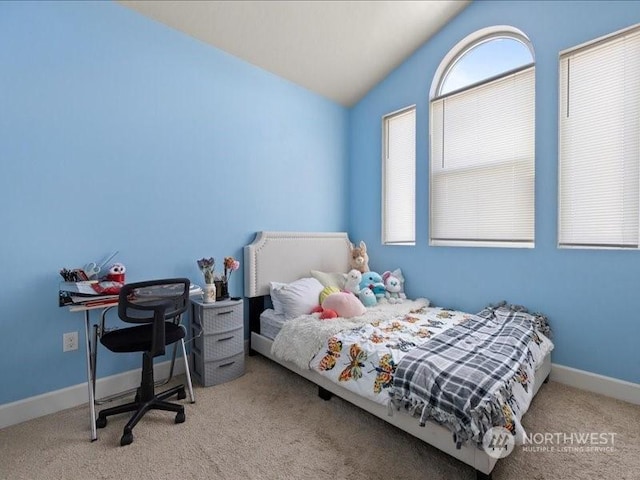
[{"xmin": 59, "ymin": 281, "xmax": 119, "ymax": 308}]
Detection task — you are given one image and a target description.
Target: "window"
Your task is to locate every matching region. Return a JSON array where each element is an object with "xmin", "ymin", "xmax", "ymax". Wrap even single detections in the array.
[
  {"xmin": 429, "ymin": 28, "xmax": 535, "ymax": 248},
  {"xmin": 558, "ymin": 24, "xmax": 640, "ymax": 249},
  {"xmin": 382, "ymin": 106, "xmax": 416, "ymax": 245}
]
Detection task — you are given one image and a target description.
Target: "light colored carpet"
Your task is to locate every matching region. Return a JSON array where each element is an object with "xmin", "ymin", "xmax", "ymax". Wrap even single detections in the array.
[{"xmin": 0, "ymin": 355, "xmax": 638, "ymax": 480}]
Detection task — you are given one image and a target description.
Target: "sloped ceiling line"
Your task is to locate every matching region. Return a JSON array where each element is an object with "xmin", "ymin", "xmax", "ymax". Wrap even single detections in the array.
[{"xmin": 119, "ymin": 1, "xmax": 470, "ymax": 106}]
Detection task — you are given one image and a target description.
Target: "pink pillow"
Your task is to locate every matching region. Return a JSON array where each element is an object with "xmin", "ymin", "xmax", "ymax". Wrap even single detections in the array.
[{"xmin": 321, "ymin": 292, "xmax": 366, "ymax": 318}]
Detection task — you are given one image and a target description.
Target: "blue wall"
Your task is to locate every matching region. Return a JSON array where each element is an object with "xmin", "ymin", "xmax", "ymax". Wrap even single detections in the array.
[
  {"xmin": 2, "ymin": 0, "xmax": 638, "ymax": 409},
  {"xmin": 0, "ymin": 1, "xmax": 348, "ymax": 404},
  {"xmin": 349, "ymin": 1, "xmax": 640, "ymax": 384}
]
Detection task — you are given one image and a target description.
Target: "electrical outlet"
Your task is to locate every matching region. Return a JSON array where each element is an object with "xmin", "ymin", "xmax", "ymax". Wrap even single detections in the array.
[{"xmin": 63, "ymin": 331, "xmax": 78, "ymax": 352}]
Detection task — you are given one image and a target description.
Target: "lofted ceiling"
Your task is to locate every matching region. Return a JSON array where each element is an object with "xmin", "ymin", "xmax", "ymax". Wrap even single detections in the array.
[{"xmin": 119, "ymin": 1, "xmax": 470, "ymax": 107}]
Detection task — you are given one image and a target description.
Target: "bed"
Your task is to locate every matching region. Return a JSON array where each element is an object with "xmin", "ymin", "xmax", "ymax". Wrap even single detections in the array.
[{"xmin": 244, "ymin": 231, "xmax": 553, "ymax": 480}]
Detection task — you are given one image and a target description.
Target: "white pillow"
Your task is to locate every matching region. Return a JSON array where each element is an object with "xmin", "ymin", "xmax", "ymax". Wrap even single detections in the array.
[
  {"xmin": 269, "ymin": 282, "xmax": 289, "ymax": 315},
  {"xmin": 269, "ymin": 277, "xmax": 324, "ymax": 319}
]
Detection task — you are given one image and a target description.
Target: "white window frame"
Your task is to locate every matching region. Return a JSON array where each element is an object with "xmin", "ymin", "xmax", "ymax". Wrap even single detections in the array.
[
  {"xmin": 382, "ymin": 105, "xmax": 416, "ymax": 246},
  {"xmin": 558, "ymin": 23, "xmax": 640, "ymax": 250},
  {"xmin": 429, "ymin": 26, "xmax": 536, "ymax": 248}
]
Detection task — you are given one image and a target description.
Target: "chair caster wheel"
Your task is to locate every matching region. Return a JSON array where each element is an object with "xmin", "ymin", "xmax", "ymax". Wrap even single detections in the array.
[
  {"xmin": 96, "ymin": 417, "xmax": 107, "ymax": 429},
  {"xmin": 177, "ymin": 388, "xmax": 186, "ymax": 400},
  {"xmin": 175, "ymin": 411, "xmax": 185, "ymax": 424},
  {"xmin": 120, "ymin": 431, "xmax": 133, "ymax": 446}
]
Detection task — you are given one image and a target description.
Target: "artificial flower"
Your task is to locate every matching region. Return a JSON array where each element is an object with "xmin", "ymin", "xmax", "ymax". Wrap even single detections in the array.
[
  {"xmin": 223, "ymin": 256, "xmax": 240, "ymax": 283},
  {"xmin": 197, "ymin": 257, "xmax": 215, "ymax": 284}
]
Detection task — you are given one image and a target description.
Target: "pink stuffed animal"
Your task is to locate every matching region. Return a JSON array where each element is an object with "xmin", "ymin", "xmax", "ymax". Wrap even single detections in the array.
[{"xmin": 312, "ymin": 292, "xmax": 366, "ymax": 320}]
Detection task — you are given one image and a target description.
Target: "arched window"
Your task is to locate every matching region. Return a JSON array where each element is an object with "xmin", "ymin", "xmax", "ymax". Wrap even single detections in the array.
[{"xmin": 429, "ymin": 27, "xmax": 535, "ymax": 248}]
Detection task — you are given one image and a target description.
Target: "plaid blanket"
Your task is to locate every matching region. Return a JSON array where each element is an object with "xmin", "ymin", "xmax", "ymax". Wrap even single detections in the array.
[{"xmin": 389, "ymin": 303, "xmax": 550, "ymax": 447}]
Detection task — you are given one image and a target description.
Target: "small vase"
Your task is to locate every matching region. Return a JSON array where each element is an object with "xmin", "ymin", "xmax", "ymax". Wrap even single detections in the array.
[
  {"xmin": 202, "ymin": 283, "xmax": 216, "ymax": 303},
  {"xmin": 215, "ymin": 280, "xmax": 229, "ymax": 300}
]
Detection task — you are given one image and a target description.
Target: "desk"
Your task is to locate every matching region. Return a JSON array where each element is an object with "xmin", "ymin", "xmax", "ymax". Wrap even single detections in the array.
[{"xmin": 68, "ymin": 300, "xmax": 195, "ymax": 441}]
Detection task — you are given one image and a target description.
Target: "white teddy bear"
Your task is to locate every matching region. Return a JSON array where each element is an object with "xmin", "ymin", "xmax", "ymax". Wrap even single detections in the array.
[{"xmin": 344, "ymin": 269, "xmax": 362, "ymax": 295}]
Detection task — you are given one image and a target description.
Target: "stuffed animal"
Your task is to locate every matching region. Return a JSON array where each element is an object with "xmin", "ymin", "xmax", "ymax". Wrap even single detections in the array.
[
  {"xmin": 91, "ymin": 263, "xmax": 127, "ymax": 295},
  {"xmin": 312, "ymin": 292, "xmax": 366, "ymax": 320},
  {"xmin": 382, "ymin": 269, "xmax": 406, "ymax": 304},
  {"xmin": 358, "ymin": 287, "xmax": 377, "ymax": 307},
  {"xmin": 349, "ymin": 241, "xmax": 370, "ymax": 273},
  {"xmin": 319, "ymin": 285, "xmax": 341, "ymax": 304},
  {"xmin": 91, "ymin": 263, "xmax": 126, "ymax": 295},
  {"xmin": 344, "ymin": 269, "xmax": 362, "ymax": 295},
  {"xmin": 311, "ymin": 305, "xmax": 338, "ymax": 320},
  {"xmin": 359, "ymin": 271, "xmax": 386, "ymax": 299},
  {"xmin": 107, "ymin": 263, "xmax": 126, "ymax": 283}
]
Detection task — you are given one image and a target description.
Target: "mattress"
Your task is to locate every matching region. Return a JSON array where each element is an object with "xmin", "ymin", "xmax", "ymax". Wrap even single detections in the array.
[{"xmin": 260, "ymin": 308, "xmax": 288, "ymax": 340}]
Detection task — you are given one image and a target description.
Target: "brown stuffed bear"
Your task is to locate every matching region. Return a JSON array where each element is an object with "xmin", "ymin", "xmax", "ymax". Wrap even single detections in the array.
[{"xmin": 349, "ymin": 241, "xmax": 370, "ymax": 273}]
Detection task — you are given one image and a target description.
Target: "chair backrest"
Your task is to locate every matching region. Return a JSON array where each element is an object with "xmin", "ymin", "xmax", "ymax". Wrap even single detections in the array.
[
  {"xmin": 118, "ymin": 278, "xmax": 190, "ymax": 357},
  {"xmin": 118, "ymin": 278, "xmax": 190, "ymax": 325}
]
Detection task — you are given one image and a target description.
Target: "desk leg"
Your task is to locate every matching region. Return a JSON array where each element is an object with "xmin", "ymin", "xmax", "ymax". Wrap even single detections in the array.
[
  {"xmin": 180, "ymin": 339, "xmax": 195, "ymax": 403},
  {"xmin": 83, "ymin": 310, "xmax": 97, "ymax": 442},
  {"xmin": 91, "ymin": 324, "xmax": 98, "ymax": 403}
]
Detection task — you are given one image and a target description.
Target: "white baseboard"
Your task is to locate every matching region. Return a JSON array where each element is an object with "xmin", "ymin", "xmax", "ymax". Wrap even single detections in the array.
[
  {"xmin": 2, "ymin": 357, "xmax": 637, "ymax": 430},
  {"xmin": 0, "ymin": 359, "xmax": 186, "ymax": 430},
  {"xmin": 551, "ymin": 363, "xmax": 639, "ymax": 405}
]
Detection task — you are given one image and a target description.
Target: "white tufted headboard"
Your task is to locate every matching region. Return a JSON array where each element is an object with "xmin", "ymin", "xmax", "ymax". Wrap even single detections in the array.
[{"xmin": 243, "ymin": 231, "xmax": 352, "ymax": 298}]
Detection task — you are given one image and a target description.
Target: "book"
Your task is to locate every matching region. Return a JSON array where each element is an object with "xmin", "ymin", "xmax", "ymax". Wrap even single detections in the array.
[
  {"xmin": 58, "ymin": 290, "xmax": 118, "ymax": 307},
  {"xmin": 70, "ymin": 294, "xmax": 118, "ymax": 303},
  {"xmin": 59, "ymin": 281, "xmax": 100, "ymax": 296},
  {"xmin": 79, "ymin": 297, "xmax": 119, "ymax": 308}
]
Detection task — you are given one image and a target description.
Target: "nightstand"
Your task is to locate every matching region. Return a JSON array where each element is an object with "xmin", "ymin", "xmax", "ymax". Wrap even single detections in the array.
[{"xmin": 190, "ymin": 298, "xmax": 245, "ymax": 386}]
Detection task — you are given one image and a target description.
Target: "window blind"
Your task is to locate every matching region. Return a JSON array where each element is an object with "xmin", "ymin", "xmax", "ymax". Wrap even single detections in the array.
[
  {"xmin": 558, "ymin": 26, "xmax": 640, "ymax": 249},
  {"xmin": 430, "ymin": 66, "xmax": 535, "ymax": 247},
  {"xmin": 383, "ymin": 107, "xmax": 416, "ymax": 245}
]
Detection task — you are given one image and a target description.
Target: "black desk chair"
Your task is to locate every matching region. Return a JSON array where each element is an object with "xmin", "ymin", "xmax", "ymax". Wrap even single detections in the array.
[{"xmin": 96, "ymin": 278, "xmax": 191, "ymax": 446}]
